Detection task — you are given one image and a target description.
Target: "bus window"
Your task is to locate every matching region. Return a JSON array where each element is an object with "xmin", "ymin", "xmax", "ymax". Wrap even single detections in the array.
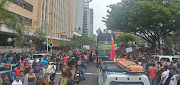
[
  {"xmin": 172, "ymin": 58, "xmax": 178, "ymax": 63},
  {"xmin": 161, "ymin": 58, "xmax": 170, "ymax": 62},
  {"xmin": 155, "ymin": 57, "xmax": 159, "ymax": 60}
]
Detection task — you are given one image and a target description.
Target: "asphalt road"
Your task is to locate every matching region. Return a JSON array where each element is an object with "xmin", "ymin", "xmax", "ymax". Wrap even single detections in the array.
[{"xmin": 54, "ymin": 62, "xmax": 98, "ymax": 85}]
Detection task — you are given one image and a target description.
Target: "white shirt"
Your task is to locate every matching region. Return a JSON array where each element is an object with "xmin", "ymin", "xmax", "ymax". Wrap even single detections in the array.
[
  {"xmin": 84, "ymin": 55, "xmax": 87, "ymax": 59},
  {"xmin": 12, "ymin": 80, "xmax": 22, "ymax": 85},
  {"xmin": 43, "ymin": 68, "xmax": 50, "ymax": 74},
  {"xmin": 161, "ymin": 70, "xmax": 169, "ymax": 84},
  {"xmin": 169, "ymin": 74, "xmax": 180, "ymax": 85},
  {"xmin": 48, "ymin": 65, "xmax": 56, "ymax": 73}
]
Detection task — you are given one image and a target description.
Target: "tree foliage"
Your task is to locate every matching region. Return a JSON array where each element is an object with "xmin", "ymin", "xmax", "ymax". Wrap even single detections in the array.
[
  {"xmin": 33, "ymin": 29, "xmax": 46, "ymax": 42},
  {"xmin": 164, "ymin": 29, "xmax": 180, "ymax": 48},
  {"xmin": 105, "ymin": 0, "xmax": 180, "ymax": 48},
  {"xmin": 60, "ymin": 35, "xmax": 96, "ymax": 50},
  {"xmin": 116, "ymin": 33, "xmax": 140, "ymax": 46}
]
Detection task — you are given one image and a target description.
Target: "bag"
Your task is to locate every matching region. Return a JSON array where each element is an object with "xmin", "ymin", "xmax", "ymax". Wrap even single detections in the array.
[
  {"xmin": 67, "ymin": 79, "xmax": 74, "ymax": 85},
  {"xmin": 24, "ymin": 61, "xmax": 28, "ymax": 66},
  {"xmin": 60, "ymin": 77, "xmax": 68, "ymax": 85},
  {"xmin": 164, "ymin": 72, "xmax": 173, "ymax": 85}
]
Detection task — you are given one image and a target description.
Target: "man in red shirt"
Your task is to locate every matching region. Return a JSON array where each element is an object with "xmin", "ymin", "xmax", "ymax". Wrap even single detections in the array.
[
  {"xmin": 148, "ymin": 63, "xmax": 158, "ymax": 85},
  {"xmin": 14, "ymin": 65, "xmax": 24, "ymax": 75}
]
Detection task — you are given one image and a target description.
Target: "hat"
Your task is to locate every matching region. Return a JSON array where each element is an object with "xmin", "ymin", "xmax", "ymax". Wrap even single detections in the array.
[{"xmin": 49, "ymin": 62, "xmax": 54, "ymax": 64}]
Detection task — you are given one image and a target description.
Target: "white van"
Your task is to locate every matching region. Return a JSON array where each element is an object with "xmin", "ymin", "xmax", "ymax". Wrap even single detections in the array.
[
  {"xmin": 152, "ymin": 55, "xmax": 180, "ymax": 65},
  {"xmin": 29, "ymin": 53, "xmax": 51, "ymax": 64},
  {"xmin": 98, "ymin": 61, "xmax": 150, "ymax": 85}
]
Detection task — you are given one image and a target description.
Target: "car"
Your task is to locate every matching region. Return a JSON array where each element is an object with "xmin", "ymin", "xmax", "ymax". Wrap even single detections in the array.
[{"xmin": 29, "ymin": 53, "xmax": 51, "ymax": 64}]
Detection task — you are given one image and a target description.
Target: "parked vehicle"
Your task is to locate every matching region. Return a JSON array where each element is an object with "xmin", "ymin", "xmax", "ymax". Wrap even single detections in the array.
[
  {"xmin": 29, "ymin": 53, "xmax": 51, "ymax": 64},
  {"xmin": 0, "ymin": 65, "xmax": 11, "ymax": 82},
  {"xmin": 152, "ymin": 55, "xmax": 180, "ymax": 65},
  {"xmin": 97, "ymin": 60, "xmax": 150, "ymax": 85}
]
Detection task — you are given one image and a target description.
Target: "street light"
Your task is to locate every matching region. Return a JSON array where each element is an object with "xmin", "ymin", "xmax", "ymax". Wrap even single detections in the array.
[
  {"xmin": 29, "ymin": 40, "xmax": 33, "ymax": 55},
  {"xmin": 43, "ymin": 41, "xmax": 46, "ymax": 51},
  {"xmin": 7, "ymin": 37, "xmax": 12, "ymax": 55}
]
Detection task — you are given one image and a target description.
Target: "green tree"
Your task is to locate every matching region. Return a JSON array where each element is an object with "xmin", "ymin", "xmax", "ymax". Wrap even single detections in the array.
[
  {"xmin": 60, "ymin": 35, "xmax": 96, "ymax": 50},
  {"xmin": 105, "ymin": 0, "xmax": 180, "ymax": 48},
  {"xmin": 33, "ymin": 29, "xmax": 46, "ymax": 42},
  {"xmin": 164, "ymin": 29, "xmax": 180, "ymax": 48},
  {"xmin": 116, "ymin": 33, "xmax": 140, "ymax": 47},
  {"xmin": 13, "ymin": 26, "xmax": 46, "ymax": 51}
]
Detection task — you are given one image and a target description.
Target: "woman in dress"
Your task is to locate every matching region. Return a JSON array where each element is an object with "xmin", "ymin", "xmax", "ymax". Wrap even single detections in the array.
[
  {"xmin": 24, "ymin": 68, "xmax": 36, "ymax": 85},
  {"xmin": 43, "ymin": 64, "xmax": 50, "ymax": 85}
]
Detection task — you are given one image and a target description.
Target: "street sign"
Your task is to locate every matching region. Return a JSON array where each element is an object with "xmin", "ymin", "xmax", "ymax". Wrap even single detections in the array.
[{"xmin": 50, "ymin": 43, "xmax": 53, "ymax": 48}]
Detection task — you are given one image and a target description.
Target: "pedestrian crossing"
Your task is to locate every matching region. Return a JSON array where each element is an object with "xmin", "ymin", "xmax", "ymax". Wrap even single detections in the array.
[{"xmin": 56, "ymin": 72, "xmax": 97, "ymax": 75}]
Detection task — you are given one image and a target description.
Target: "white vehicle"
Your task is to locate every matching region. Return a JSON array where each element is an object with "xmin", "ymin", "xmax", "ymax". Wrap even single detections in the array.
[
  {"xmin": 29, "ymin": 53, "xmax": 51, "ymax": 64},
  {"xmin": 97, "ymin": 61, "xmax": 150, "ymax": 85},
  {"xmin": 152, "ymin": 55, "xmax": 180, "ymax": 65}
]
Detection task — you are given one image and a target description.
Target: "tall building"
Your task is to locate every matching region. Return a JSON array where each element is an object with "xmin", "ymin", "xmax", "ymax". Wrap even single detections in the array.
[
  {"xmin": 83, "ymin": 0, "xmax": 93, "ymax": 38},
  {"xmin": 0, "ymin": 0, "xmax": 77, "ymax": 52},
  {"xmin": 83, "ymin": 1, "xmax": 90, "ymax": 37},
  {"xmin": 89, "ymin": 9, "xmax": 94, "ymax": 38},
  {"xmin": 0, "ymin": 0, "xmax": 41, "ymax": 52},
  {"xmin": 41, "ymin": 0, "xmax": 74, "ymax": 38},
  {"xmin": 74, "ymin": 0, "xmax": 84, "ymax": 36},
  {"xmin": 38, "ymin": 0, "xmax": 75, "ymax": 48}
]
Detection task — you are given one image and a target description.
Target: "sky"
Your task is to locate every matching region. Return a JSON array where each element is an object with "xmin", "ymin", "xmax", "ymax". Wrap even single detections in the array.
[{"xmin": 89, "ymin": 0, "xmax": 122, "ymax": 34}]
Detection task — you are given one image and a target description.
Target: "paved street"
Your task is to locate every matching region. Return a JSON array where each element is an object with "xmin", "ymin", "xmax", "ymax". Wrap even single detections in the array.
[{"xmin": 55, "ymin": 62, "xmax": 98, "ymax": 85}]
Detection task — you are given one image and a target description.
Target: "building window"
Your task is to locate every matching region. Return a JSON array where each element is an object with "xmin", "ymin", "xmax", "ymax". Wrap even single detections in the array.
[
  {"xmin": 12, "ymin": 0, "xmax": 33, "ymax": 12},
  {"xmin": 22, "ymin": 16, "xmax": 32, "ymax": 26},
  {"xmin": 10, "ymin": 12, "xmax": 32, "ymax": 26}
]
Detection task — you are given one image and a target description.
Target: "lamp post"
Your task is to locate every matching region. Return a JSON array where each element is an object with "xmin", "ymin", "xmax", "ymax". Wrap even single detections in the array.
[
  {"xmin": 29, "ymin": 40, "xmax": 33, "ymax": 55},
  {"xmin": 43, "ymin": 41, "xmax": 46, "ymax": 52},
  {"xmin": 7, "ymin": 37, "xmax": 12, "ymax": 55}
]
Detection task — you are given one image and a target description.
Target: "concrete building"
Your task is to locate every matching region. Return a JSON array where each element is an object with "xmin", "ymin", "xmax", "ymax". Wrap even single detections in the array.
[
  {"xmin": 0, "ymin": 0, "xmax": 41, "ymax": 52},
  {"xmin": 0, "ymin": 0, "xmax": 76, "ymax": 52},
  {"xmin": 83, "ymin": 1, "xmax": 90, "ymax": 37},
  {"xmin": 89, "ymin": 8, "xmax": 94, "ymax": 38},
  {"xmin": 40, "ymin": 0, "xmax": 75, "ymax": 48},
  {"xmin": 114, "ymin": 31, "xmax": 123, "ymax": 37},
  {"xmin": 83, "ymin": 0, "xmax": 93, "ymax": 38},
  {"xmin": 74, "ymin": 0, "xmax": 84, "ymax": 36}
]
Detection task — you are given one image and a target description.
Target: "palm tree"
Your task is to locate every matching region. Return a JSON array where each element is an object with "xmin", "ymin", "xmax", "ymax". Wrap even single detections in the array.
[{"xmin": 0, "ymin": 0, "xmax": 23, "ymax": 34}]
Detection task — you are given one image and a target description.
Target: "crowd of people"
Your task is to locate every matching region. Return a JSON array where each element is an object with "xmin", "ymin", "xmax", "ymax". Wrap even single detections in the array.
[
  {"xmin": 0, "ymin": 48, "xmax": 96, "ymax": 85},
  {"xmin": 0, "ymin": 45, "xmax": 180, "ymax": 85},
  {"xmin": 116, "ymin": 47, "xmax": 180, "ymax": 85}
]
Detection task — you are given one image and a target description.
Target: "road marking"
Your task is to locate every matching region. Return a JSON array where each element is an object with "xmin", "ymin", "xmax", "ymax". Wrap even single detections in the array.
[
  {"xmin": 56, "ymin": 73, "xmax": 97, "ymax": 75},
  {"xmin": 56, "ymin": 73, "xmax": 62, "ymax": 74}
]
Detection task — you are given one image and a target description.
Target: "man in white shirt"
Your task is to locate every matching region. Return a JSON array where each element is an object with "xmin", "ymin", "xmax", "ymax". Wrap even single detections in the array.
[
  {"xmin": 159, "ymin": 66, "xmax": 169, "ymax": 85},
  {"xmin": 12, "ymin": 75, "xmax": 22, "ymax": 85},
  {"xmin": 169, "ymin": 74, "xmax": 180, "ymax": 85},
  {"xmin": 48, "ymin": 62, "xmax": 56, "ymax": 85}
]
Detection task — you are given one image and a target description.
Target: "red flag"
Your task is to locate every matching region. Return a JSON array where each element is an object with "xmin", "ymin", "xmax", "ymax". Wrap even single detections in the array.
[{"xmin": 109, "ymin": 36, "xmax": 115, "ymax": 61}]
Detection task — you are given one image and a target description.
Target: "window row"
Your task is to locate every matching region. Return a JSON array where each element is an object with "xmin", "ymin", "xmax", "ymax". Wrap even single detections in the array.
[{"xmin": 12, "ymin": 0, "xmax": 33, "ymax": 12}]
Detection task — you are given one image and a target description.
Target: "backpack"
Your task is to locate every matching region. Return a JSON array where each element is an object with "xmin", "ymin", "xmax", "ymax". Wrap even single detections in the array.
[
  {"xmin": 164, "ymin": 72, "xmax": 173, "ymax": 85},
  {"xmin": 24, "ymin": 61, "xmax": 28, "ymax": 66},
  {"xmin": 60, "ymin": 77, "xmax": 68, "ymax": 85}
]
